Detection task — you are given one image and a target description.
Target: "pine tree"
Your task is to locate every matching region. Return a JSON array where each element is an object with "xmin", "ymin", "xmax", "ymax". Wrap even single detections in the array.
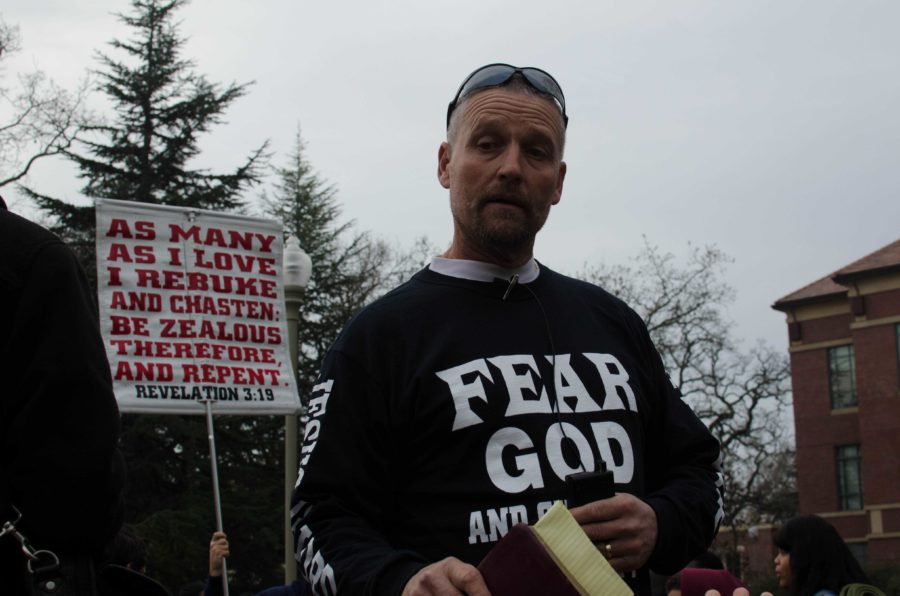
[
  {"xmin": 262, "ymin": 128, "xmax": 428, "ymax": 404},
  {"xmin": 25, "ymin": 0, "xmax": 267, "ymax": 281}
]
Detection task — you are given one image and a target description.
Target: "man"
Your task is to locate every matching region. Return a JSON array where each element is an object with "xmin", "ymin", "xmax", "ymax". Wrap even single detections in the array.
[
  {"xmin": 0, "ymin": 195, "xmax": 125, "ymax": 594},
  {"xmin": 291, "ymin": 64, "xmax": 723, "ymax": 596}
]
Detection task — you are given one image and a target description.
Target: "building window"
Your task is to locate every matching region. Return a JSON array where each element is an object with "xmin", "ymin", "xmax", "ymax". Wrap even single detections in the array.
[
  {"xmin": 828, "ymin": 345, "xmax": 857, "ymax": 409},
  {"xmin": 836, "ymin": 444, "xmax": 863, "ymax": 511}
]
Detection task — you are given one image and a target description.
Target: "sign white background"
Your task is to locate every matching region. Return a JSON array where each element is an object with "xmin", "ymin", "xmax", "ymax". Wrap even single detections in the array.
[{"xmin": 96, "ymin": 199, "xmax": 301, "ymax": 415}]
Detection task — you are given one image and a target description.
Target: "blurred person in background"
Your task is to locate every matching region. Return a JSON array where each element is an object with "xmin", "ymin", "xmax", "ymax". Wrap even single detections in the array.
[{"xmin": 774, "ymin": 515, "xmax": 870, "ymax": 596}]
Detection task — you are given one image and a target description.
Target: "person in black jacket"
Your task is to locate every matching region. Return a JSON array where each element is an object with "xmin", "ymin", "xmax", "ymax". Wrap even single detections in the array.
[
  {"xmin": 291, "ymin": 64, "xmax": 723, "ymax": 596},
  {"xmin": 0, "ymin": 195, "xmax": 125, "ymax": 594}
]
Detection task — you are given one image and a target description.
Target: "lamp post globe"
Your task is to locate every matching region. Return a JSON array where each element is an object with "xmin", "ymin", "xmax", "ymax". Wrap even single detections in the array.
[{"xmin": 283, "ymin": 235, "xmax": 312, "ymax": 290}]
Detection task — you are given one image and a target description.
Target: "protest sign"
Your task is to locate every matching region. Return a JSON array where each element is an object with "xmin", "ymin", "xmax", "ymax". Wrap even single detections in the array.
[{"xmin": 95, "ymin": 199, "xmax": 301, "ymax": 415}]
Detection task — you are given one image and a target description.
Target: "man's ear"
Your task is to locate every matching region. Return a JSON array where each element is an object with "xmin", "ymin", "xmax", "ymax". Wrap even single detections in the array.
[
  {"xmin": 551, "ymin": 161, "xmax": 567, "ymax": 205},
  {"xmin": 437, "ymin": 142, "xmax": 451, "ymax": 189}
]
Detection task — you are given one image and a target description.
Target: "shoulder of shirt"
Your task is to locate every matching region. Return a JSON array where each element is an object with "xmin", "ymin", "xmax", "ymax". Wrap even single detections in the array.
[
  {"xmin": 326, "ymin": 267, "xmax": 435, "ymax": 343},
  {"xmin": 0, "ymin": 207, "xmax": 64, "ymax": 252},
  {"xmin": 539, "ymin": 265, "xmax": 645, "ymax": 320},
  {"xmin": 0, "ymin": 208, "xmax": 70, "ymax": 288}
]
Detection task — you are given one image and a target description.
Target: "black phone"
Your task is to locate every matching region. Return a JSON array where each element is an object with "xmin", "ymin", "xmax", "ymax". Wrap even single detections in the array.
[{"xmin": 565, "ymin": 463, "xmax": 614, "ymax": 507}]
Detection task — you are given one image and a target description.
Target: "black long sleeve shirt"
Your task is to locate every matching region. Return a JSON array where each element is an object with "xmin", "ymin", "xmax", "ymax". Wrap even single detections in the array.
[{"xmin": 291, "ymin": 263, "xmax": 723, "ymax": 595}]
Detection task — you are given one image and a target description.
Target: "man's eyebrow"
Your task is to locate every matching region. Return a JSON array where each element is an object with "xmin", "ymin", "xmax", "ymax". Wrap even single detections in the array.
[
  {"xmin": 521, "ymin": 128, "xmax": 560, "ymax": 153},
  {"xmin": 464, "ymin": 115, "xmax": 561, "ymax": 151},
  {"xmin": 463, "ymin": 123, "xmax": 506, "ymax": 144},
  {"xmin": 522, "ymin": 128, "xmax": 555, "ymax": 142}
]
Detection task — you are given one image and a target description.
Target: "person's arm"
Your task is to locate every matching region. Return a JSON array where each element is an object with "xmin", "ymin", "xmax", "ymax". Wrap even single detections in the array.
[
  {"xmin": 3, "ymin": 235, "xmax": 125, "ymax": 554},
  {"xmin": 572, "ymin": 311, "xmax": 723, "ymax": 575},
  {"xmin": 633, "ymin": 312, "xmax": 724, "ymax": 574},
  {"xmin": 204, "ymin": 574, "xmax": 225, "ymax": 596},
  {"xmin": 203, "ymin": 531, "xmax": 229, "ymax": 596},
  {"xmin": 641, "ymin": 383, "xmax": 723, "ymax": 575},
  {"xmin": 291, "ymin": 349, "xmax": 429, "ymax": 595}
]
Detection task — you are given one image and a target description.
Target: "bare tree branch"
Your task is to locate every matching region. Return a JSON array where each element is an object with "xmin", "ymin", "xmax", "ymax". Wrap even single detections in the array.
[
  {"xmin": 579, "ymin": 239, "xmax": 796, "ymax": 527},
  {"xmin": 0, "ymin": 17, "xmax": 95, "ymax": 189}
]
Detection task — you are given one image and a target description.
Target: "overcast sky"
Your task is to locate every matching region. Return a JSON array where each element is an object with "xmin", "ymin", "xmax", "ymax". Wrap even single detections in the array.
[{"xmin": 4, "ymin": 0, "xmax": 899, "ymax": 353}]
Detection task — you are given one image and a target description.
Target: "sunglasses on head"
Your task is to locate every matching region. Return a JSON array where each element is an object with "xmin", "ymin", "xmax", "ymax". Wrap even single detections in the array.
[{"xmin": 446, "ymin": 63, "xmax": 568, "ymax": 129}]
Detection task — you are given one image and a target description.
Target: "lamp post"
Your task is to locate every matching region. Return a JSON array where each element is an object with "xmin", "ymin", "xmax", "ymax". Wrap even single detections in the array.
[{"xmin": 282, "ymin": 235, "xmax": 312, "ymax": 583}]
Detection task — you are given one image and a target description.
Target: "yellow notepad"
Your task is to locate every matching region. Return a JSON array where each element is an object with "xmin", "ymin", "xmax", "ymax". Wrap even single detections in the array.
[{"xmin": 532, "ymin": 501, "xmax": 633, "ymax": 596}]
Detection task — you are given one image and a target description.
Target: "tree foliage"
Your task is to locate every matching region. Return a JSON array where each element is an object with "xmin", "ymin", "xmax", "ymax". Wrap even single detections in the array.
[
  {"xmin": 0, "ymin": 17, "xmax": 91, "ymax": 189},
  {"xmin": 25, "ymin": 0, "xmax": 267, "ymax": 281},
  {"xmin": 580, "ymin": 241, "xmax": 797, "ymax": 528},
  {"xmin": 262, "ymin": 128, "xmax": 434, "ymax": 406}
]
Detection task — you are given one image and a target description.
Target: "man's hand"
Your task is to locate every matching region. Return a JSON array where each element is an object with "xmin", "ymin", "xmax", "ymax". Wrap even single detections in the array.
[
  {"xmin": 570, "ymin": 493, "xmax": 657, "ymax": 573},
  {"xmin": 208, "ymin": 531, "xmax": 230, "ymax": 577},
  {"xmin": 401, "ymin": 557, "xmax": 491, "ymax": 596},
  {"xmin": 706, "ymin": 589, "xmax": 771, "ymax": 596}
]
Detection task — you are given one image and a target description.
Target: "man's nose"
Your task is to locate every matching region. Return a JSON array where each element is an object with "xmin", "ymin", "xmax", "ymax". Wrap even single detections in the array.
[{"xmin": 496, "ymin": 144, "xmax": 524, "ymax": 180}]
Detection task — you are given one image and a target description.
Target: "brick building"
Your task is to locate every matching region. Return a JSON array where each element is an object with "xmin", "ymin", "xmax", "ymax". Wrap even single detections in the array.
[{"xmin": 770, "ymin": 238, "xmax": 900, "ymax": 569}]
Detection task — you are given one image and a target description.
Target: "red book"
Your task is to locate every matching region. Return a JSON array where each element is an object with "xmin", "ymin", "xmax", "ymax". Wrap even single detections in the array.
[
  {"xmin": 477, "ymin": 501, "xmax": 633, "ymax": 596},
  {"xmin": 478, "ymin": 523, "xmax": 581, "ymax": 596}
]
